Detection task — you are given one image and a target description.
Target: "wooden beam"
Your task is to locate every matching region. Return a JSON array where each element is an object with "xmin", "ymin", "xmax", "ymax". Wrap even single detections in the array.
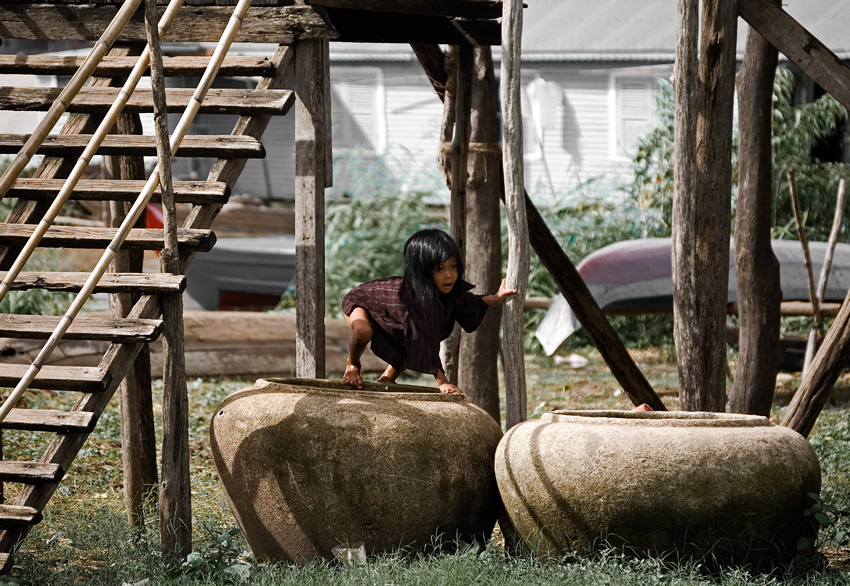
[
  {"xmin": 0, "ymin": 87, "xmax": 294, "ymax": 116},
  {"xmin": 0, "ymin": 314, "xmax": 162, "ymax": 343},
  {"xmin": 294, "ymin": 38, "xmax": 328, "ymax": 379},
  {"xmin": 738, "ymin": 0, "xmax": 850, "ymax": 113},
  {"xmin": 7, "ymin": 179, "xmax": 229, "ymax": 205},
  {"xmin": 0, "ymin": 4, "xmax": 337, "ymax": 43},
  {"xmin": 0, "ymin": 54, "xmax": 275, "ymax": 77},
  {"xmin": 0, "ymin": 134, "xmax": 265, "ymax": 158},
  {"xmin": 0, "ymin": 225, "xmax": 215, "ymax": 252},
  {"xmin": 1, "ymin": 271, "xmax": 185, "ymax": 294}
]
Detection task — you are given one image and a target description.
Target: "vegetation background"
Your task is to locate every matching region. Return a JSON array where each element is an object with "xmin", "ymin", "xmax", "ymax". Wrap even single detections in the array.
[{"xmin": 1, "ymin": 66, "xmax": 849, "ymax": 583}]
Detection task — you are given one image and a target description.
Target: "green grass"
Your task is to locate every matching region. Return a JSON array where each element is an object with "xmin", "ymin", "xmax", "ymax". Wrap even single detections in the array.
[{"xmin": 2, "ymin": 353, "xmax": 849, "ymax": 585}]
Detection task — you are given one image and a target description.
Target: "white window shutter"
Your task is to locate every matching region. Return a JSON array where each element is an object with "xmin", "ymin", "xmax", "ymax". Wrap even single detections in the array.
[{"xmin": 616, "ymin": 79, "xmax": 653, "ymax": 157}]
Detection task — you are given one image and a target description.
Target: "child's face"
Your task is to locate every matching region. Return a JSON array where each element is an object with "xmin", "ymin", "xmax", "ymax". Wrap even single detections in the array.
[{"xmin": 432, "ymin": 256, "xmax": 458, "ymax": 294}]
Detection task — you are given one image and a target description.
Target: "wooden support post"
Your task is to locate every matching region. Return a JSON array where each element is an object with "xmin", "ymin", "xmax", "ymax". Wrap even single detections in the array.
[
  {"xmin": 103, "ymin": 44, "xmax": 158, "ymax": 529},
  {"xmin": 441, "ymin": 45, "xmax": 473, "ymax": 385},
  {"xmin": 673, "ymin": 0, "xmax": 737, "ymax": 412},
  {"xmin": 501, "ymin": 0, "xmax": 529, "ymax": 429},
  {"xmin": 294, "ymin": 38, "xmax": 328, "ymax": 379},
  {"xmin": 460, "ymin": 45, "xmax": 504, "ymax": 423},
  {"xmin": 145, "ymin": 0, "xmax": 190, "ymax": 560},
  {"xmin": 413, "ymin": 44, "xmax": 667, "ymax": 412},
  {"xmin": 729, "ymin": 3, "xmax": 782, "ymax": 417}
]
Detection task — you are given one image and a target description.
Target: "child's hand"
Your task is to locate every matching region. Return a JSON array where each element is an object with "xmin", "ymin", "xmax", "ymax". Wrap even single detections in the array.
[
  {"xmin": 485, "ymin": 278, "xmax": 518, "ymax": 306},
  {"xmin": 439, "ymin": 382, "xmax": 466, "ymax": 399}
]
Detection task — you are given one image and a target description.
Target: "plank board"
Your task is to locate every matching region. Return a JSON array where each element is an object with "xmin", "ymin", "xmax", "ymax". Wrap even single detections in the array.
[
  {"xmin": 0, "ymin": 134, "xmax": 265, "ymax": 158},
  {"xmin": 8, "ymin": 179, "xmax": 229, "ymax": 205},
  {"xmin": 0, "ymin": 55, "xmax": 275, "ymax": 77},
  {"xmin": 0, "ymin": 505, "xmax": 41, "ymax": 527},
  {"xmin": 0, "ymin": 314, "xmax": 162, "ymax": 342},
  {"xmin": 0, "ymin": 88, "xmax": 294, "ymax": 115},
  {"xmin": 0, "ymin": 409, "xmax": 96, "ymax": 433},
  {"xmin": 2, "ymin": 271, "xmax": 185, "ymax": 294},
  {"xmin": 0, "ymin": 462, "xmax": 62, "ymax": 484},
  {"xmin": 0, "ymin": 225, "xmax": 216, "ymax": 252},
  {"xmin": 0, "ymin": 4, "xmax": 337, "ymax": 43},
  {"xmin": 0, "ymin": 364, "xmax": 108, "ymax": 392}
]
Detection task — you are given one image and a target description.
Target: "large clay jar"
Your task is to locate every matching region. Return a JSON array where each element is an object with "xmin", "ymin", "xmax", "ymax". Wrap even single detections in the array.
[
  {"xmin": 495, "ymin": 410, "xmax": 821, "ymax": 567},
  {"xmin": 211, "ymin": 377, "xmax": 503, "ymax": 563}
]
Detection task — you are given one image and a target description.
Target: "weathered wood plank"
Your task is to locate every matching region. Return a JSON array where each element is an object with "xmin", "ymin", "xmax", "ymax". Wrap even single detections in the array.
[
  {"xmin": 0, "ymin": 462, "xmax": 63, "ymax": 484},
  {"xmin": 322, "ymin": 8, "xmax": 499, "ymax": 44},
  {"xmin": 0, "ymin": 54, "xmax": 274, "ymax": 77},
  {"xmin": 0, "ymin": 409, "xmax": 96, "ymax": 432},
  {"xmin": 0, "ymin": 364, "xmax": 107, "ymax": 392},
  {"xmin": 0, "ymin": 4, "xmax": 337, "ymax": 43},
  {"xmin": 306, "ymin": 0, "xmax": 501, "ymax": 19},
  {"xmin": 738, "ymin": 0, "xmax": 850, "ymax": 113},
  {"xmin": 0, "ymin": 225, "xmax": 215, "ymax": 252},
  {"xmin": 0, "ymin": 505, "xmax": 41, "ymax": 527},
  {"xmin": 2, "ymin": 271, "xmax": 185, "ymax": 294},
  {"xmin": 0, "ymin": 314, "xmax": 162, "ymax": 342},
  {"xmin": 0, "ymin": 134, "xmax": 264, "ymax": 158},
  {"xmin": 0, "ymin": 88, "xmax": 294, "ymax": 115},
  {"xmin": 8, "ymin": 179, "xmax": 229, "ymax": 204}
]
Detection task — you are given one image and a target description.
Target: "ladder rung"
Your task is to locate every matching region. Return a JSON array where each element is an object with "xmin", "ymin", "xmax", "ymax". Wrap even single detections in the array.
[
  {"xmin": 3, "ymin": 271, "xmax": 186, "ymax": 294},
  {"xmin": 0, "ymin": 408, "xmax": 97, "ymax": 433},
  {"xmin": 0, "ymin": 364, "xmax": 108, "ymax": 392},
  {"xmin": 0, "ymin": 134, "xmax": 265, "ymax": 158},
  {"xmin": 0, "ymin": 87, "xmax": 295, "ymax": 115},
  {"xmin": 0, "ymin": 54, "xmax": 275, "ymax": 77},
  {"xmin": 8, "ymin": 179, "xmax": 230, "ymax": 205},
  {"xmin": 0, "ymin": 462, "xmax": 63, "ymax": 484},
  {"xmin": 0, "ymin": 314, "xmax": 163, "ymax": 343},
  {"xmin": 0, "ymin": 505, "xmax": 42, "ymax": 528},
  {"xmin": 0, "ymin": 225, "xmax": 216, "ymax": 252}
]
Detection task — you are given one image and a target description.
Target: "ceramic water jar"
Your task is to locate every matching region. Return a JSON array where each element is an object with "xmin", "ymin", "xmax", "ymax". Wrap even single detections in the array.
[
  {"xmin": 495, "ymin": 410, "xmax": 821, "ymax": 567},
  {"xmin": 211, "ymin": 377, "xmax": 503, "ymax": 563}
]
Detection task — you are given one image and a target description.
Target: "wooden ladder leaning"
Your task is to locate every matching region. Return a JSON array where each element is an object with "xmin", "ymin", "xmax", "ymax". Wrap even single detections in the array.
[{"xmin": 0, "ymin": 2, "xmax": 301, "ymax": 569}]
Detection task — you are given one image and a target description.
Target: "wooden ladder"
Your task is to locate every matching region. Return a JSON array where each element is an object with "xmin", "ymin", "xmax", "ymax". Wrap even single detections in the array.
[{"xmin": 0, "ymin": 5, "xmax": 300, "ymax": 569}]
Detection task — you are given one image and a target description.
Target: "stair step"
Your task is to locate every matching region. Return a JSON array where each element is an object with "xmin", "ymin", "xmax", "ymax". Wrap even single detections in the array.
[
  {"xmin": 4, "ymin": 271, "xmax": 185, "ymax": 294},
  {"xmin": 0, "ymin": 364, "xmax": 108, "ymax": 392},
  {"xmin": 0, "ymin": 225, "xmax": 215, "ymax": 252},
  {"xmin": 0, "ymin": 314, "xmax": 163, "ymax": 343},
  {"xmin": 0, "ymin": 54, "xmax": 275, "ymax": 77},
  {"xmin": 8, "ymin": 179, "xmax": 230, "ymax": 205},
  {"xmin": 0, "ymin": 87, "xmax": 294, "ymax": 115},
  {"xmin": 0, "ymin": 409, "xmax": 96, "ymax": 433},
  {"xmin": 0, "ymin": 134, "xmax": 264, "ymax": 158},
  {"xmin": 0, "ymin": 462, "xmax": 63, "ymax": 484},
  {"xmin": 0, "ymin": 505, "xmax": 42, "ymax": 528}
]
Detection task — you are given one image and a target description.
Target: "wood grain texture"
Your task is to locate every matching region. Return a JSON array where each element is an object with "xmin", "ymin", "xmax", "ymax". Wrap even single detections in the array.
[
  {"xmin": 0, "ymin": 54, "xmax": 274, "ymax": 77},
  {"xmin": 0, "ymin": 225, "xmax": 215, "ymax": 252},
  {"xmin": 0, "ymin": 409, "xmax": 96, "ymax": 433},
  {"xmin": 0, "ymin": 314, "xmax": 162, "ymax": 342},
  {"xmin": 8, "ymin": 179, "xmax": 229, "ymax": 204},
  {"xmin": 0, "ymin": 134, "xmax": 265, "ymax": 158},
  {"xmin": 2, "ymin": 271, "xmax": 185, "ymax": 293}
]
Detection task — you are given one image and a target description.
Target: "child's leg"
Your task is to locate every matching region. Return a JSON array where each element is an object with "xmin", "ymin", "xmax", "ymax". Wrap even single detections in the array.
[
  {"xmin": 377, "ymin": 361, "xmax": 406, "ymax": 383},
  {"xmin": 344, "ymin": 307, "xmax": 372, "ymax": 389}
]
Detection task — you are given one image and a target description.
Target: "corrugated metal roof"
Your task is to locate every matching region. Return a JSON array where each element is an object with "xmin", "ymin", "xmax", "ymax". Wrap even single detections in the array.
[{"xmin": 522, "ymin": 0, "xmax": 850, "ymax": 61}]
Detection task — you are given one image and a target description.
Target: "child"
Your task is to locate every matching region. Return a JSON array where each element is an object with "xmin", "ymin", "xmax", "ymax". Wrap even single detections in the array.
[{"xmin": 342, "ymin": 228, "xmax": 516, "ymax": 396}]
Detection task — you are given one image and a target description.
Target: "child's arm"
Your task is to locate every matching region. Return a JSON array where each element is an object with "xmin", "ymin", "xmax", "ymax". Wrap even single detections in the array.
[
  {"xmin": 482, "ymin": 278, "xmax": 517, "ymax": 306},
  {"xmin": 435, "ymin": 369, "xmax": 465, "ymax": 398}
]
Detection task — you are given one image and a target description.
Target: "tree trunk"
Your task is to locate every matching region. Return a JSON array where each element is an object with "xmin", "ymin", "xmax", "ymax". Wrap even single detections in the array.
[
  {"xmin": 673, "ymin": 0, "xmax": 737, "ymax": 412},
  {"xmin": 729, "ymin": 7, "xmax": 782, "ymax": 416},
  {"xmin": 460, "ymin": 46, "xmax": 503, "ymax": 424}
]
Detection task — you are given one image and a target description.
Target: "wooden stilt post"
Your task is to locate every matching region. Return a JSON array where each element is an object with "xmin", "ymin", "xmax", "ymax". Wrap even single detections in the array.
[
  {"xmin": 103, "ymin": 44, "xmax": 159, "ymax": 529},
  {"xmin": 144, "ymin": 0, "xmax": 190, "ymax": 560},
  {"xmin": 441, "ymin": 45, "xmax": 473, "ymax": 385},
  {"xmin": 294, "ymin": 37, "xmax": 329, "ymax": 379},
  {"xmin": 501, "ymin": 0, "xmax": 530, "ymax": 429}
]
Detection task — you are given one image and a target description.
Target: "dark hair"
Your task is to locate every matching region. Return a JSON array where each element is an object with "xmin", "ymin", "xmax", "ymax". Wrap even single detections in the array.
[{"xmin": 403, "ymin": 229, "xmax": 464, "ymax": 302}]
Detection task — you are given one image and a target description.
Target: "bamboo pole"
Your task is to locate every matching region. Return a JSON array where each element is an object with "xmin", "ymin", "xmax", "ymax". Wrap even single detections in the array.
[
  {"xmin": 803, "ymin": 178, "xmax": 848, "ymax": 373},
  {"xmin": 0, "ymin": 0, "xmax": 185, "ymax": 307},
  {"xmin": 501, "ymin": 0, "xmax": 529, "ymax": 430},
  {"xmin": 788, "ymin": 170, "xmax": 824, "ymax": 378},
  {"xmin": 0, "ymin": 0, "xmax": 253, "ymax": 426},
  {"xmin": 0, "ymin": 0, "xmax": 144, "ymax": 201}
]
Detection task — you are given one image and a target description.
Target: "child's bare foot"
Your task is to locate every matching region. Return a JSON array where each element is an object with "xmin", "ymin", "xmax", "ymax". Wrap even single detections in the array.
[
  {"xmin": 344, "ymin": 359, "xmax": 363, "ymax": 389},
  {"xmin": 376, "ymin": 375, "xmax": 394, "ymax": 384}
]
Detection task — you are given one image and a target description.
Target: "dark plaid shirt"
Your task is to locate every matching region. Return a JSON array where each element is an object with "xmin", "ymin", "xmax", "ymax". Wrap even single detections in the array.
[{"xmin": 342, "ymin": 276, "xmax": 489, "ymax": 375}]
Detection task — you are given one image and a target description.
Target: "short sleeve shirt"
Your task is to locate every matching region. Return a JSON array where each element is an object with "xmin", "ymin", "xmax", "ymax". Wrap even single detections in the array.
[{"xmin": 342, "ymin": 276, "xmax": 489, "ymax": 375}]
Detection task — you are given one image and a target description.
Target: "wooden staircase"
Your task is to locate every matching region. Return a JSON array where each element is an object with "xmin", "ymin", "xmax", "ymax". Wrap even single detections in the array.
[{"xmin": 0, "ymin": 0, "xmax": 318, "ymax": 570}]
